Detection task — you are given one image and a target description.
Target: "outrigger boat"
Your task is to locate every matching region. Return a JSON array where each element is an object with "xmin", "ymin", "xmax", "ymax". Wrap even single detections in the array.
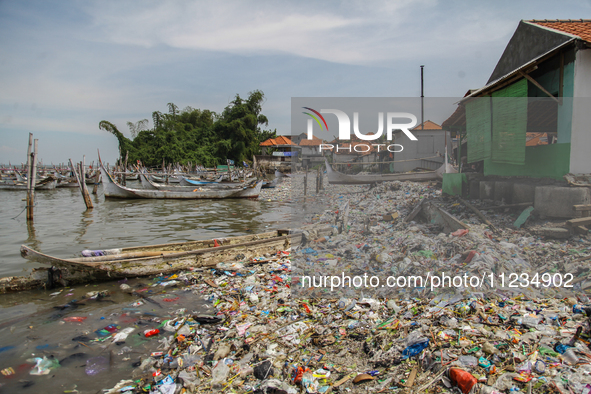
[
  {"xmin": 139, "ymin": 171, "xmax": 227, "ymax": 190},
  {"xmin": 0, "ymin": 174, "xmax": 58, "ymax": 190},
  {"xmin": 9, "ymin": 226, "xmax": 333, "ymax": 292},
  {"xmin": 325, "ymin": 159, "xmax": 450, "ymax": 185},
  {"xmin": 100, "ymin": 162, "xmax": 263, "ymax": 199}
]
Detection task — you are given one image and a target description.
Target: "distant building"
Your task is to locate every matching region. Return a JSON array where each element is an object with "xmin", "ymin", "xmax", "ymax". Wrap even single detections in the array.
[
  {"xmin": 256, "ymin": 136, "xmax": 295, "ymax": 169},
  {"xmin": 291, "ymin": 133, "xmax": 325, "ymax": 168},
  {"xmin": 389, "ymin": 120, "xmax": 451, "ymax": 172}
]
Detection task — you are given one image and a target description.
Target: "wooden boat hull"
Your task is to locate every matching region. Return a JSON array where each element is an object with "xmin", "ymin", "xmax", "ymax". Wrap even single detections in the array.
[
  {"xmin": 101, "ymin": 164, "xmax": 263, "ymax": 199},
  {"xmin": 325, "ymin": 159, "xmax": 439, "ymax": 184},
  {"xmin": 0, "ymin": 177, "xmax": 58, "ymax": 190},
  {"xmin": 9, "ymin": 227, "xmax": 332, "ymax": 292}
]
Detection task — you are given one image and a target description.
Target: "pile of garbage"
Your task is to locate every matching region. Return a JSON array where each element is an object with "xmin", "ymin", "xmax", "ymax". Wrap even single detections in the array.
[
  {"xmin": 0, "ymin": 177, "xmax": 585, "ymax": 393},
  {"xmin": 97, "ymin": 180, "xmax": 591, "ymax": 393},
  {"xmin": 99, "ymin": 253, "xmax": 591, "ymax": 394}
]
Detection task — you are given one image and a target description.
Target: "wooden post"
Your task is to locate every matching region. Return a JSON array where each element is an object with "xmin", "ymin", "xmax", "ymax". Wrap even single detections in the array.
[
  {"xmin": 25, "ymin": 133, "xmax": 32, "ymax": 220},
  {"xmin": 315, "ymin": 167, "xmax": 319, "ymax": 194},
  {"xmin": 303, "ymin": 167, "xmax": 308, "ymax": 201},
  {"xmin": 92, "ymin": 170, "xmax": 100, "ymax": 195},
  {"xmin": 26, "ymin": 137, "xmax": 38, "ymax": 221},
  {"xmin": 70, "ymin": 158, "xmax": 93, "ymax": 210}
]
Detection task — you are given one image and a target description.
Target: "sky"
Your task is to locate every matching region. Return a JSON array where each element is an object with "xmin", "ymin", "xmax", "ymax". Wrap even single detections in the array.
[{"xmin": 1, "ymin": 0, "xmax": 590, "ymax": 165}]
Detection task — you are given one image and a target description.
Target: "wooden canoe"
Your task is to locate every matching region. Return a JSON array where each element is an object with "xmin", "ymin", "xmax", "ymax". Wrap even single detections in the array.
[
  {"xmin": 0, "ymin": 175, "xmax": 58, "ymax": 190},
  {"xmin": 100, "ymin": 162, "xmax": 263, "ymax": 199},
  {"xmin": 10, "ymin": 227, "xmax": 333, "ymax": 292},
  {"xmin": 325, "ymin": 159, "xmax": 439, "ymax": 185}
]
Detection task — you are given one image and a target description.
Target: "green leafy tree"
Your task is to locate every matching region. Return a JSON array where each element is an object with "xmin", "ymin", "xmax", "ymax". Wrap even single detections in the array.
[{"xmin": 100, "ymin": 90, "xmax": 274, "ymax": 167}]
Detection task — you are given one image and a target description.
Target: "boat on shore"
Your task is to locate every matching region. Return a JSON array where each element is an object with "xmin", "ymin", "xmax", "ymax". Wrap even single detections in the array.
[
  {"xmin": 8, "ymin": 226, "xmax": 333, "ymax": 292},
  {"xmin": 325, "ymin": 159, "xmax": 442, "ymax": 185},
  {"xmin": 100, "ymin": 162, "xmax": 263, "ymax": 199}
]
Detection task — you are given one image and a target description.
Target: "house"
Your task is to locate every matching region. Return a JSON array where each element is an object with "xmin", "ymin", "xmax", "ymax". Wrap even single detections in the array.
[
  {"xmin": 256, "ymin": 136, "xmax": 295, "ymax": 170},
  {"xmin": 290, "ymin": 133, "xmax": 325, "ymax": 168},
  {"xmin": 389, "ymin": 120, "xmax": 452, "ymax": 172},
  {"xmin": 442, "ymin": 19, "xmax": 591, "ymax": 217},
  {"xmin": 444, "ymin": 19, "xmax": 591, "ymax": 178}
]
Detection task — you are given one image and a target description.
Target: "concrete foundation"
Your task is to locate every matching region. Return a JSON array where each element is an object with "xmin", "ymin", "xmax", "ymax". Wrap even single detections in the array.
[
  {"xmin": 513, "ymin": 184, "xmax": 536, "ymax": 204},
  {"xmin": 469, "ymin": 181, "xmax": 480, "ymax": 200},
  {"xmin": 471, "ymin": 180, "xmax": 590, "ymax": 219},
  {"xmin": 480, "ymin": 181, "xmax": 495, "ymax": 201},
  {"xmin": 534, "ymin": 186, "xmax": 591, "ymax": 218},
  {"xmin": 494, "ymin": 181, "xmax": 513, "ymax": 204}
]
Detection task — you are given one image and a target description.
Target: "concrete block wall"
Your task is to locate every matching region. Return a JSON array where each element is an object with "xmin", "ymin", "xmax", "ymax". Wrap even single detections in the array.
[{"xmin": 473, "ymin": 179, "xmax": 590, "ymax": 218}]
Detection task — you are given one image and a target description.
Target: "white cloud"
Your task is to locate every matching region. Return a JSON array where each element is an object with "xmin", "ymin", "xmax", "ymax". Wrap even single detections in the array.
[{"xmin": 85, "ymin": 0, "xmax": 487, "ymax": 65}]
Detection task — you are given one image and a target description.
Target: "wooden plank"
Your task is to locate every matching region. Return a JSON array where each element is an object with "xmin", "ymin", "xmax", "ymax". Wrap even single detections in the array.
[
  {"xmin": 458, "ymin": 197, "xmax": 497, "ymax": 232},
  {"xmin": 567, "ymin": 217, "xmax": 591, "ymax": 227},
  {"xmin": 481, "ymin": 202, "xmax": 533, "ymax": 210},
  {"xmin": 405, "ymin": 366, "xmax": 418, "ymax": 387},
  {"xmin": 519, "ymin": 71, "xmax": 559, "ymax": 102},
  {"xmin": 573, "ymin": 205, "xmax": 591, "ymax": 211}
]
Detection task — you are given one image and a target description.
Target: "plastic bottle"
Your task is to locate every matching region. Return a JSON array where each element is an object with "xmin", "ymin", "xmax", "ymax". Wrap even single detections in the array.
[{"xmin": 144, "ymin": 329, "xmax": 160, "ymax": 337}]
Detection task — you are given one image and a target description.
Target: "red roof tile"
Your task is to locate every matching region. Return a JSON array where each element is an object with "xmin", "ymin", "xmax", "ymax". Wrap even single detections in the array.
[
  {"xmin": 411, "ymin": 120, "xmax": 442, "ymax": 130},
  {"xmin": 260, "ymin": 136, "xmax": 294, "ymax": 146},
  {"xmin": 299, "ymin": 136, "xmax": 323, "ymax": 146},
  {"xmin": 529, "ymin": 19, "xmax": 591, "ymax": 43}
]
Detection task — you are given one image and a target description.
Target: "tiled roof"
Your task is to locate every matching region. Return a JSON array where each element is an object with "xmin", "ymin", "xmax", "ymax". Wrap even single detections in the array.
[
  {"xmin": 526, "ymin": 132, "xmax": 549, "ymax": 146},
  {"xmin": 411, "ymin": 120, "xmax": 442, "ymax": 130},
  {"xmin": 529, "ymin": 19, "xmax": 591, "ymax": 43},
  {"xmin": 299, "ymin": 136, "xmax": 324, "ymax": 146},
  {"xmin": 260, "ymin": 136, "xmax": 293, "ymax": 146}
]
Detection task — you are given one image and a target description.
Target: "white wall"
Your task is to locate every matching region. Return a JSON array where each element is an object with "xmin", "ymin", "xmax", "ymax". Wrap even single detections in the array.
[{"xmin": 571, "ymin": 48, "xmax": 591, "ymax": 173}]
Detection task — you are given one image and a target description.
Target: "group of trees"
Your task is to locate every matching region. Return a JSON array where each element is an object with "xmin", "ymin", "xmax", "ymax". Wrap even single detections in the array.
[{"xmin": 100, "ymin": 90, "xmax": 277, "ymax": 167}]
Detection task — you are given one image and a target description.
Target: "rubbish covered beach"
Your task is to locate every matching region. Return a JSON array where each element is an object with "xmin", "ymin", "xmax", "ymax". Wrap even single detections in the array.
[{"xmin": 3, "ymin": 176, "xmax": 591, "ymax": 394}]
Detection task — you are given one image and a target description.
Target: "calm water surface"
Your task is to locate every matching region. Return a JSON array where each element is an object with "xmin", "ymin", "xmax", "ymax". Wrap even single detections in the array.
[
  {"xmin": 0, "ymin": 180, "xmax": 292, "ymax": 277},
  {"xmin": 0, "ymin": 180, "xmax": 293, "ymax": 393}
]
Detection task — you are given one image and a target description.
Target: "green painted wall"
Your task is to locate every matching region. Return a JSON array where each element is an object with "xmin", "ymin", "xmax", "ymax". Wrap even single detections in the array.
[
  {"xmin": 442, "ymin": 173, "xmax": 467, "ymax": 196},
  {"xmin": 484, "ymin": 143, "xmax": 570, "ymax": 179}
]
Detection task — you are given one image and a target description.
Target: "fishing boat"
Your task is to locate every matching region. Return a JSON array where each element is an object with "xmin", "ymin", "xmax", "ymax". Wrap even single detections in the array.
[
  {"xmin": 57, "ymin": 178, "xmax": 80, "ymax": 188},
  {"xmin": 100, "ymin": 162, "xmax": 263, "ymax": 199},
  {"xmin": 0, "ymin": 174, "xmax": 58, "ymax": 190},
  {"xmin": 324, "ymin": 159, "xmax": 443, "ymax": 185},
  {"xmin": 139, "ymin": 172, "xmax": 238, "ymax": 191},
  {"xmin": 177, "ymin": 175, "xmax": 223, "ymax": 186},
  {"xmin": 11, "ymin": 226, "xmax": 333, "ymax": 291}
]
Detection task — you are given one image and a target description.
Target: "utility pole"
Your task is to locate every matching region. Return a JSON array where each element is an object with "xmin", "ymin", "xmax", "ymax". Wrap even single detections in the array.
[{"xmin": 420, "ymin": 65, "xmax": 425, "ymax": 130}]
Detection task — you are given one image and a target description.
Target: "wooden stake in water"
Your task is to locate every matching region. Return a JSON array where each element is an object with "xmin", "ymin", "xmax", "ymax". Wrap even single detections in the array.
[
  {"xmin": 25, "ymin": 134, "xmax": 32, "ymax": 221},
  {"xmin": 26, "ymin": 137, "xmax": 38, "ymax": 221},
  {"xmin": 69, "ymin": 158, "xmax": 93, "ymax": 210},
  {"xmin": 92, "ymin": 170, "xmax": 100, "ymax": 195}
]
